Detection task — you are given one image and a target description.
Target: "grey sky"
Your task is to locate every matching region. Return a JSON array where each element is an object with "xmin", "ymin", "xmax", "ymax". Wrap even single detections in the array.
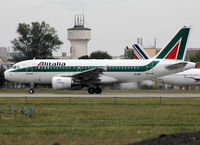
[{"xmin": 0, "ymin": 0, "xmax": 200, "ymax": 56}]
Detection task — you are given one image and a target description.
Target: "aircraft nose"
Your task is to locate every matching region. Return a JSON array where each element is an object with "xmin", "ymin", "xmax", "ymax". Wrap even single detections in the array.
[{"xmin": 4, "ymin": 69, "xmax": 12, "ymax": 81}]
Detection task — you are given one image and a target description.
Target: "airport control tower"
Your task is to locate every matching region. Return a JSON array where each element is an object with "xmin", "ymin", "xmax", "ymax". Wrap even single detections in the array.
[{"xmin": 67, "ymin": 15, "xmax": 91, "ymax": 59}]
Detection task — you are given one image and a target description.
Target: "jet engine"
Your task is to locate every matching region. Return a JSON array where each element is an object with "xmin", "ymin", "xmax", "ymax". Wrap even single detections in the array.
[
  {"xmin": 52, "ymin": 76, "xmax": 74, "ymax": 90},
  {"xmin": 52, "ymin": 76, "xmax": 83, "ymax": 90}
]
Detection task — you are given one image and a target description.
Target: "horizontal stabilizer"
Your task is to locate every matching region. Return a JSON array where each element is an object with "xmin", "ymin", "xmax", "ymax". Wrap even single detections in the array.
[
  {"xmin": 193, "ymin": 78, "xmax": 200, "ymax": 82},
  {"xmin": 166, "ymin": 62, "xmax": 187, "ymax": 70},
  {"xmin": 184, "ymin": 76, "xmax": 200, "ymax": 82}
]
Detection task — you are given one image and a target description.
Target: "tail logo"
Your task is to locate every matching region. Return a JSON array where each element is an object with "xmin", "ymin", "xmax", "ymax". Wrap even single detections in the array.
[
  {"xmin": 155, "ymin": 27, "xmax": 190, "ymax": 60},
  {"xmin": 133, "ymin": 44, "xmax": 150, "ymax": 59},
  {"xmin": 164, "ymin": 40, "xmax": 181, "ymax": 59},
  {"xmin": 134, "ymin": 53, "xmax": 139, "ymax": 59}
]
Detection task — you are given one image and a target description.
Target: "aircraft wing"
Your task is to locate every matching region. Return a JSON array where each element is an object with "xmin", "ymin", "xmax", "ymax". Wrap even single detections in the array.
[
  {"xmin": 165, "ymin": 62, "xmax": 187, "ymax": 70},
  {"xmin": 58, "ymin": 67, "xmax": 118, "ymax": 85},
  {"xmin": 72, "ymin": 67, "xmax": 105, "ymax": 81}
]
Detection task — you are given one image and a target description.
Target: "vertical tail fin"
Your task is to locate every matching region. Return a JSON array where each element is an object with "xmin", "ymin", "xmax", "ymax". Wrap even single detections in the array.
[
  {"xmin": 132, "ymin": 44, "xmax": 150, "ymax": 60},
  {"xmin": 155, "ymin": 27, "xmax": 191, "ymax": 60}
]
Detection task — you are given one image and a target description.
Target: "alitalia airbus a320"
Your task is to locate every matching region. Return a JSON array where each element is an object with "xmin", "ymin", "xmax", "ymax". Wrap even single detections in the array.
[{"xmin": 4, "ymin": 27, "xmax": 196, "ymax": 94}]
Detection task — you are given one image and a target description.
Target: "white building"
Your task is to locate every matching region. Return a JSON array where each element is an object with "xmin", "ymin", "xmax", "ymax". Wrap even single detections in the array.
[
  {"xmin": 67, "ymin": 15, "xmax": 91, "ymax": 59},
  {"xmin": 0, "ymin": 47, "xmax": 7, "ymax": 57}
]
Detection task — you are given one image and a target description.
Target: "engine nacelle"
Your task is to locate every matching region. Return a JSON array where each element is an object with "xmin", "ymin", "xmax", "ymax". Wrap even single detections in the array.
[
  {"xmin": 99, "ymin": 75, "xmax": 118, "ymax": 84},
  {"xmin": 52, "ymin": 77, "xmax": 73, "ymax": 90}
]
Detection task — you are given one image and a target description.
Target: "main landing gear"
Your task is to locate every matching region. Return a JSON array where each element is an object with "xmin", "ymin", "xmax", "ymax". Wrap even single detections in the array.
[{"xmin": 88, "ymin": 87, "xmax": 102, "ymax": 94}]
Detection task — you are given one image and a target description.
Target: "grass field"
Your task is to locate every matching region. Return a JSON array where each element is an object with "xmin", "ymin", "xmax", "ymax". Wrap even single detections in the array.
[{"xmin": 0, "ymin": 96, "xmax": 200, "ymax": 145}]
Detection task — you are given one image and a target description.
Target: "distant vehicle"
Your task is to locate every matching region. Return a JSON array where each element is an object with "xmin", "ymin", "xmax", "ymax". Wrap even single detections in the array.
[
  {"xmin": 132, "ymin": 42, "xmax": 200, "ymax": 86},
  {"xmin": 4, "ymin": 27, "xmax": 195, "ymax": 94}
]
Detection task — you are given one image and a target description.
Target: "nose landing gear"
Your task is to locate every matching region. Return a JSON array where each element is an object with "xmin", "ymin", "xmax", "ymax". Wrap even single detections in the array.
[
  {"xmin": 29, "ymin": 83, "xmax": 35, "ymax": 94},
  {"xmin": 29, "ymin": 88, "xmax": 34, "ymax": 94}
]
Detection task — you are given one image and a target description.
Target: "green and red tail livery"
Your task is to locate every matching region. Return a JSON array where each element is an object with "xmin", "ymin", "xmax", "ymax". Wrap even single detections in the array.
[{"xmin": 155, "ymin": 27, "xmax": 190, "ymax": 60}]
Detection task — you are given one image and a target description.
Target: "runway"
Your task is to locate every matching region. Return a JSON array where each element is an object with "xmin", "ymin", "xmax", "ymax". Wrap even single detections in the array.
[{"xmin": 0, "ymin": 93, "xmax": 200, "ymax": 97}]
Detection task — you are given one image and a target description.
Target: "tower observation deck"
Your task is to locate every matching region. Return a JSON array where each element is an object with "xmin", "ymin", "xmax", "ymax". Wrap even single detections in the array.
[{"xmin": 67, "ymin": 15, "xmax": 91, "ymax": 59}]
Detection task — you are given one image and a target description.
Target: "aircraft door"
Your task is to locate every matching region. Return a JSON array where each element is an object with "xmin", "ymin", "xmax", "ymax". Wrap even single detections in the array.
[
  {"xmin": 78, "ymin": 66, "xmax": 81, "ymax": 71},
  {"xmin": 26, "ymin": 63, "xmax": 33, "ymax": 75},
  {"xmin": 146, "ymin": 62, "xmax": 154, "ymax": 75},
  {"xmin": 25, "ymin": 62, "xmax": 41, "ymax": 83},
  {"xmin": 105, "ymin": 65, "xmax": 109, "ymax": 71},
  {"xmin": 25, "ymin": 62, "xmax": 35, "ymax": 83}
]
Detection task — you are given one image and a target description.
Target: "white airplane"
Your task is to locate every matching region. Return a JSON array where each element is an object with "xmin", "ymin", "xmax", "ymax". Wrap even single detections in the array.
[
  {"xmin": 4, "ymin": 27, "xmax": 196, "ymax": 94},
  {"xmin": 132, "ymin": 43, "xmax": 200, "ymax": 86}
]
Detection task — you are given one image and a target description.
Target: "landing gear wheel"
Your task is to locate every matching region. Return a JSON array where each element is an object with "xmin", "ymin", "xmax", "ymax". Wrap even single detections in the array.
[
  {"xmin": 29, "ymin": 88, "xmax": 34, "ymax": 94},
  {"xmin": 95, "ymin": 87, "xmax": 102, "ymax": 94},
  {"xmin": 88, "ymin": 87, "xmax": 95, "ymax": 94}
]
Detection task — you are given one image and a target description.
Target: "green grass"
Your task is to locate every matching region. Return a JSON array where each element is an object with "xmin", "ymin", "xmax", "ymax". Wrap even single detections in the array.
[{"xmin": 0, "ymin": 97, "xmax": 200, "ymax": 145}]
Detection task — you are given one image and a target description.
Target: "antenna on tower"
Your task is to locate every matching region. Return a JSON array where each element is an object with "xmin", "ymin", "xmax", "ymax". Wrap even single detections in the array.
[
  {"xmin": 82, "ymin": 0, "xmax": 85, "ymax": 27},
  {"xmin": 74, "ymin": 15, "xmax": 84, "ymax": 27},
  {"xmin": 154, "ymin": 38, "xmax": 157, "ymax": 48},
  {"xmin": 83, "ymin": 13, "xmax": 85, "ymax": 27}
]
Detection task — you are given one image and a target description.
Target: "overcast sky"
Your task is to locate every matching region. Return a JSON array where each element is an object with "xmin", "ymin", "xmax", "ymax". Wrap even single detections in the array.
[{"xmin": 0, "ymin": 0, "xmax": 200, "ymax": 56}]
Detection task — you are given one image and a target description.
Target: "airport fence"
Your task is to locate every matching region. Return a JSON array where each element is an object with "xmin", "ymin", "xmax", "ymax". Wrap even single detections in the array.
[{"xmin": 6, "ymin": 96, "xmax": 200, "ymax": 105}]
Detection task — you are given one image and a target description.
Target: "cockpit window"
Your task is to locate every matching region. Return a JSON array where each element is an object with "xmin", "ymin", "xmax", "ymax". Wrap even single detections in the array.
[{"xmin": 12, "ymin": 65, "xmax": 20, "ymax": 69}]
